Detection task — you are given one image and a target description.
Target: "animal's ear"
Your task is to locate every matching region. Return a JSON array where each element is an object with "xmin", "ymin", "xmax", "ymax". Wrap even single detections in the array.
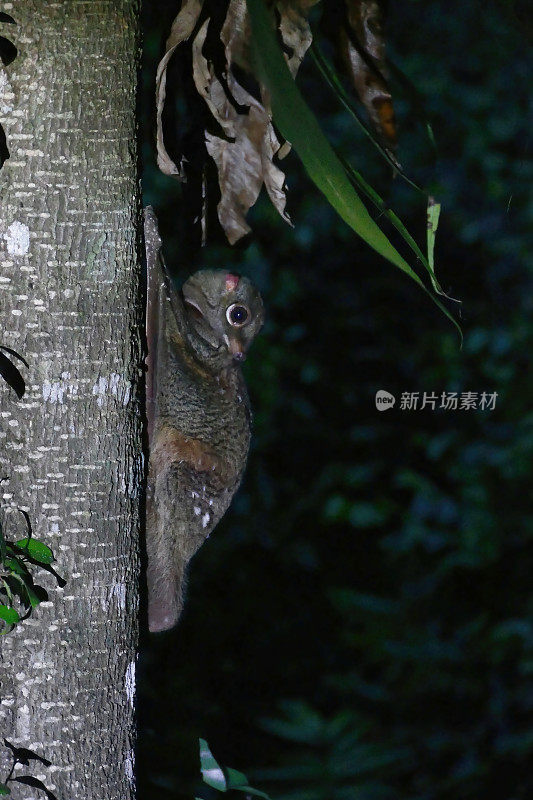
[{"xmin": 182, "ymin": 296, "xmax": 205, "ymax": 322}]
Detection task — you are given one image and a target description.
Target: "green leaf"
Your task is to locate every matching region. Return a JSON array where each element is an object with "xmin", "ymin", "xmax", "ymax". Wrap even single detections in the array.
[
  {"xmin": 22, "ymin": 582, "xmax": 42, "ymax": 609},
  {"xmin": 5, "ymin": 572, "xmax": 42, "ymax": 609},
  {"xmin": 426, "ymin": 198, "xmax": 441, "ymax": 292},
  {"xmin": 0, "ymin": 783, "xmax": 10, "ymax": 795},
  {"xmin": 0, "ymin": 605, "xmax": 19, "ymax": 624},
  {"xmin": 15, "ymin": 539, "xmax": 54, "ymax": 565},
  {"xmin": 246, "ymin": 0, "xmax": 461, "ymax": 341},
  {"xmin": 199, "ymin": 739, "xmax": 226, "ymax": 791}
]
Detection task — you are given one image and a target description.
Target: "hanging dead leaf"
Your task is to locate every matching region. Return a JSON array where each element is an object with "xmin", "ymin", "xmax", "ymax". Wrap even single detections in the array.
[
  {"xmin": 155, "ymin": 0, "xmax": 203, "ymax": 178},
  {"xmin": 267, "ymin": 0, "xmax": 319, "ymax": 160},
  {"xmin": 193, "ymin": 15, "xmax": 291, "ymax": 243},
  {"xmin": 277, "ymin": 0, "xmax": 318, "ymax": 77},
  {"xmin": 339, "ymin": 0, "xmax": 397, "ymax": 152}
]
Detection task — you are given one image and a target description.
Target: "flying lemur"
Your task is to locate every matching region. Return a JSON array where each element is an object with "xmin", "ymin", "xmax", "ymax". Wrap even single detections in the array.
[{"xmin": 144, "ymin": 207, "xmax": 264, "ymax": 632}]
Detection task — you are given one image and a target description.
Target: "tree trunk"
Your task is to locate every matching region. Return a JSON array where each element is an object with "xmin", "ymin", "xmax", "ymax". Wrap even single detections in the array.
[{"xmin": 0, "ymin": 3, "xmax": 142, "ymax": 799}]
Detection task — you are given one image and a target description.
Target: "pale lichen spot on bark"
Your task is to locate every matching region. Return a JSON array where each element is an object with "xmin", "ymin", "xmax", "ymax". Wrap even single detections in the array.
[
  {"xmin": 17, "ymin": 704, "xmax": 31, "ymax": 741},
  {"xmin": 105, "ymin": 581, "xmax": 127, "ymax": 612},
  {"xmin": 125, "ymin": 660, "xmax": 136, "ymax": 709},
  {"xmin": 43, "ymin": 372, "xmax": 79, "ymax": 404},
  {"xmin": 125, "ymin": 749, "xmax": 135, "ymax": 783},
  {"xmin": 0, "ymin": 69, "xmax": 14, "ymax": 114},
  {"xmin": 92, "ymin": 372, "xmax": 130, "ymax": 407},
  {"xmin": 3, "ymin": 221, "xmax": 30, "ymax": 256}
]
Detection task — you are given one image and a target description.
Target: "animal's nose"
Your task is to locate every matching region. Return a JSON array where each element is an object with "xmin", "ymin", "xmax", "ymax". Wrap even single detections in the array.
[{"xmin": 228, "ymin": 337, "xmax": 246, "ymax": 361}]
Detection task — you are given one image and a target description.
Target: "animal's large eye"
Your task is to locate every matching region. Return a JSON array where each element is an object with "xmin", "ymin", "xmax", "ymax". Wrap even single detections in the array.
[{"xmin": 226, "ymin": 303, "xmax": 250, "ymax": 327}]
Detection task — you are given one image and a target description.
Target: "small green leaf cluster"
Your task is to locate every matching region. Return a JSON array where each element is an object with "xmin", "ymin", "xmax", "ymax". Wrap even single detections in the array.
[{"xmin": 0, "ymin": 510, "xmax": 65, "ymax": 634}]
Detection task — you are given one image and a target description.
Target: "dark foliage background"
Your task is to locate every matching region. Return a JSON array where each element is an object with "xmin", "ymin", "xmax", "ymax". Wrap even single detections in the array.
[{"xmin": 138, "ymin": 1, "xmax": 532, "ymax": 798}]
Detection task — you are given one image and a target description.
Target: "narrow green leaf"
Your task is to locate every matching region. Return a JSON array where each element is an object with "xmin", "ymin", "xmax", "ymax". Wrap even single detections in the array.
[
  {"xmin": 427, "ymin": 198, "xmax": 441, "ymax": 290},
  {"xmin": 199, "ymin": 739, "xmax": 226, "ymax": 791},
  {"xmin": 246, "ymin": 0, "xmax": 461, "ymax": 340},
  {"xmin": 0, "ymin": 605, "xmax": 19, "ymax": 624},
  {"xmin": 0, "ymin": 783, "xmax": 10, "ymax": 795},
  {"xmin": 15, "ymin": 539, "xmax": 53, "ymax": 565}
]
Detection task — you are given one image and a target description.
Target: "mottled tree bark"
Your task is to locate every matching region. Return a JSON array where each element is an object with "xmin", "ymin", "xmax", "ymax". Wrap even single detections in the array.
[{"xmin": 0, "ymin": 2, "xmax": 142, "ymax": 799}]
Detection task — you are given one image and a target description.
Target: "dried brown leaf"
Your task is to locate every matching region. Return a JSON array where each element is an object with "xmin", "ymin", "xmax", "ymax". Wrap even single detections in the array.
[
  {"xmin": 222, "ymin": 2, "xmax": 292, "ymax": 226},
  {"xmin": 155, "ymin": 0, "xmax": 203, "ymax": 178},
  {"xmin": 340, "ymin": 0, "xmax": 397, "ymax": 150},
  {"xmin": 193, "ymin": 15, "xmax": 291, "ymax": 243},
  {"xmin": 270, "ymin": 0, "xmax": 319, "ymax": 160},
  {"xmin": 277, "ymin": 0, "xmax": 319, "ymax": 77}
]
